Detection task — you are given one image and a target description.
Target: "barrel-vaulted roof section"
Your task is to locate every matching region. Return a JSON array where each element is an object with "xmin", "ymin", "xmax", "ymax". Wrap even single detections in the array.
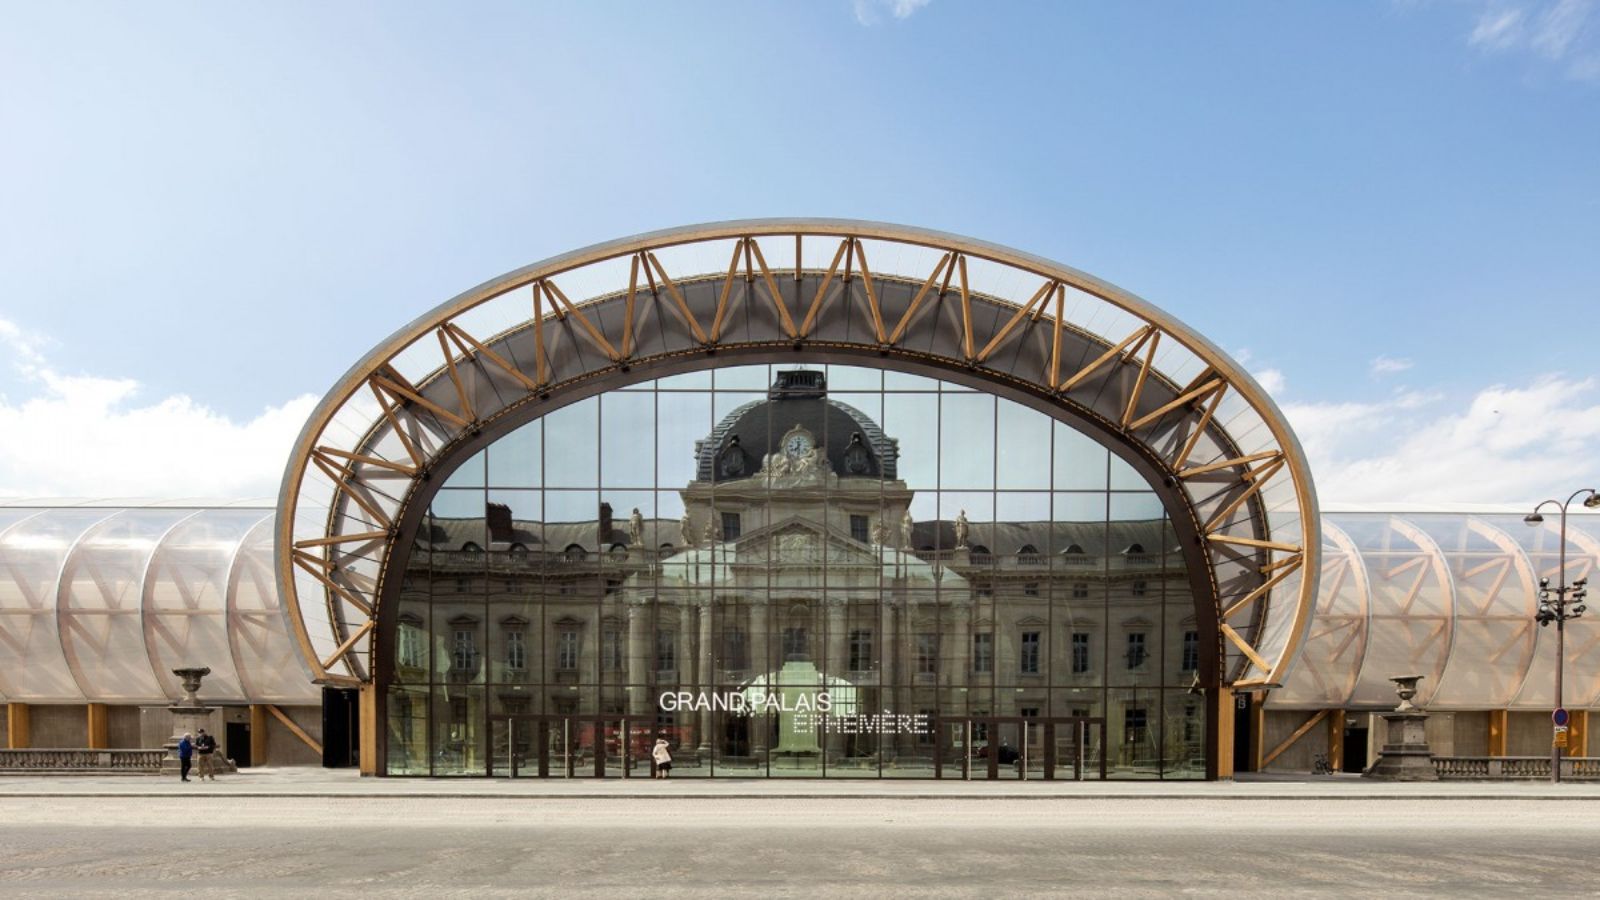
[
  {"xmin": 1271, "ymin": 512, "xmax": 1600, "ymax": 711},
  {"xmin": 0, "ymin": 505, "xmax": 316, "ymax": 704},
  {"xmin": 275, "ymin": 219, "xmax": 1321, "ymax": 689}
]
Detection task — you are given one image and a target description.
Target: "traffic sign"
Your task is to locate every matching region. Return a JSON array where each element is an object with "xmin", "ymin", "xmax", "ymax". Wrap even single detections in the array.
[{"xmin": 1554, "ymin": 708, "xmax": 1570, "ymax": 727}]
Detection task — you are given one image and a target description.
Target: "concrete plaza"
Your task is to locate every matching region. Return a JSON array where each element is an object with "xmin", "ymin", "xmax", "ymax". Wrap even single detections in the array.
[{"xmin": 1, "ymin": 771, "xmax": 1597, "ymax": 897}]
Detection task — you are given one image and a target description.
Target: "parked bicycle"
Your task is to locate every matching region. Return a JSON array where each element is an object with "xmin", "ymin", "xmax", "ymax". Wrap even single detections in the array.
[{"xmin": 1311, "ymin": 753, "xmax": 1335, "ymax": 775}]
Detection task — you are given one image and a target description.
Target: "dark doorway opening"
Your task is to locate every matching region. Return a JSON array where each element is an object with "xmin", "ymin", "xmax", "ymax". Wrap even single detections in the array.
[
  {"xmin": 1232, "ymin": 693, "xmax": 1254, "ymax": 772},
  {"xmin": 1342, "ymin": 719, "xmax": 1369, "ymax": 773},
  {"xmin": 322, "ymin": 687, "xmax": 359, "ymax": 768},
  {"xmin": 226, "ymin": 721, "xmax": 252, "ymax": 768}
]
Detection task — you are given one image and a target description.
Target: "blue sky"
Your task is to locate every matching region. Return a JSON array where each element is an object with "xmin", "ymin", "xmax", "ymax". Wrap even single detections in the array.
[{"xmin": 1, "ymin": 1, "xmax": 1597, "ymax": 503}]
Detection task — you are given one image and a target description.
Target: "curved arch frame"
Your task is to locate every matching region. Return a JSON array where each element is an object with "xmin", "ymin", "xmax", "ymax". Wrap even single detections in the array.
[{"xmin": 275, "ymin": 220, "xmax": 1321, "ymax": 696}]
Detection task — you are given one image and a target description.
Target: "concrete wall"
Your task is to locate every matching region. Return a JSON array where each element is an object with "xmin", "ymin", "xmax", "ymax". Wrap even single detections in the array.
[
  {"xmin": 107, "ymin": 705, "xmax": 142, "ymax": 748},
  {"xmin": 1260, "ymin": 710, "xmax": 1326, "ymax": 772},
  {"xmin": 1508, "ymin": 711, "xmax": 1552, "ymax": 756},
  {"xmin": 0, "ymin": 706, "xmax": 9, "ymax": 747},
  {"xmin": 31, "ymin": 704, "xmax": 86, "ymax": 747},
  {"xmin": 1451, "ymin": 711, "xmax": 1489, "ymax": 756}
]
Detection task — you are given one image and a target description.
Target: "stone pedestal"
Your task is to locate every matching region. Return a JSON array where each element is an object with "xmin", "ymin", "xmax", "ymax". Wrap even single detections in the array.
[
  {"xmin": 160, "ymin": 666, "xmax": 237, "ymax": 777},
  {"xmin": 1364, "ymin": 711, "xmax": 1438, "ymax": 781},
  {"xmin": 1364, "ymin": 674, "xmax": 1437, "ymax": 781}
]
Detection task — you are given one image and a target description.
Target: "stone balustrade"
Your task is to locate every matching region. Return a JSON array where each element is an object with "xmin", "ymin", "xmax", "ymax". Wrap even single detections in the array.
[
  {"xmin": 0, "ymin": 749, "xmax": 167, "ymax": 773},
  {"xmin": 1433, "ymin": 756, "xmax": 1600, "ymax": 781}
]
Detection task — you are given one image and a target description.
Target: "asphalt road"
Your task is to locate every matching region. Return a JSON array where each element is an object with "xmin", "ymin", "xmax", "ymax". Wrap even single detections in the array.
[{"xmin": 1, "ymin": 796, "xmax": 1595, "ymax": 897}]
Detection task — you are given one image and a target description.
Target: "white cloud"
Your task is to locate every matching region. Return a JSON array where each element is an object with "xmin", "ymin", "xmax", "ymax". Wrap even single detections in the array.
[
  {"xmin": 0, "ymin": 316, "xmax": 317, "ymax": 499},
  {"xmin": 1461, "ymin": 0, "xmax": 1600, "ymax": 82},
  {"xmin": 853, "ymin": 0, "xmax": 932, "ymax": 26},
  {"xmin": 1254, "ymin": 368, "xmax": 1288, "ymax": 396},
  {"xmin": 1369, "ymin": 355, "xmax": 1415, "ymax": 376},
  {"xmin": 1283, "ymin": 375, "xmax": 1600, "ymax": 505}
]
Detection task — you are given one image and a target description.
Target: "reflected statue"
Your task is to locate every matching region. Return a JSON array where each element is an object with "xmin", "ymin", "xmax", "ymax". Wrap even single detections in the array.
[
  {"xmin": 870, "ymin": 519, "xmax": 890, "ymax": 547},
  {"xmin": 901, "ymin": 510, "xmax": 914, "ymax": 549},
  {"xmin": 681, "ymin": 511, "xmax": 697, "ymax": 548},
  {"xmin": 628, "ymin": 508, "xmax": 645, "ymax": 546},
  {"xmin": 703, "ymin": 516, "xmax": 720, "ymax": 546},
  {"xmin": 955, "ymin": 509, "xmax": 970, "ymax": 549}
]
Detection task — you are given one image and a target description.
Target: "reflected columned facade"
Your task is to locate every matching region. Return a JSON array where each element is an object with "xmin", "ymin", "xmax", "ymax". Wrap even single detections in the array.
[{"xmin": 383, "ymin": 366, "xmax": 1204, "ymax": 778}]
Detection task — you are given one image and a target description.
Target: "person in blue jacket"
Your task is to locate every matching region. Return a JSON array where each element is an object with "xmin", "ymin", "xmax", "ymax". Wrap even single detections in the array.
[{"xmin": 178, "ymin": 732, "xmax": 193, "ymax": 782}]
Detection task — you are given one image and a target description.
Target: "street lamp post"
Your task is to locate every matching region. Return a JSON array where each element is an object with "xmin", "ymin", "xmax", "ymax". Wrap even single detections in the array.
[{"xmin": 1524, "ymin": 488, "xmax": 1600, "ymax": 785}]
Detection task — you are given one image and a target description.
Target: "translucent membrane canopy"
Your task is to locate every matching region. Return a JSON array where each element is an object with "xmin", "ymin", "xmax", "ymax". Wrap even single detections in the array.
[
  {"xmin": 277, "ymin": 220, "xmax": 1320, "ymax": 689},
  {"xmin": 0, "ymin": 505, "xmax": 317, "ymax": 704},
  {"xmin": 1271, "ymin": 512, "xmax": 1600, "ymax": 711}
]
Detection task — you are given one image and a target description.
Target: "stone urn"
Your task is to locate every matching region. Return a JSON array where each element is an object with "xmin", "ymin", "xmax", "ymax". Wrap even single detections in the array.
[
  {"xmin": 1364, "ymin": 674, "xmax": 1438, "ymax": 781},
  {"xmin": 1390, "ymin": 674, "xmax": 1425, "ymax": 713},
  {"xmin": 162, "ymin": 665, "xmax": 236, "ymax": 776}
]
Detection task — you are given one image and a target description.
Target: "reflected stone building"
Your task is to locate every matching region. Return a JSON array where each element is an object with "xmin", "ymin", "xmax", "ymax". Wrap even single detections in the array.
[{"xmin": 385, "ymin": 368, "xmax": 1200, "ymax": 778}]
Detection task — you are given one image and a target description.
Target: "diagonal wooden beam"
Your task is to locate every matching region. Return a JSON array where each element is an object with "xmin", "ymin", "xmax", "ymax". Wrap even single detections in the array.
[
  {"xmin": 313, "ymin": 446, "xmax": 417, "ymax": 478},
  {"xmin": 1179, "ymin": 449, "xmax": 1281, "ymax": 480},
  {"xmin": 799, "ymin": 238, "xmax": 850, "ymax": 337},
  {"xmin": 1222, "ymin": 624, "xmax": 1273, "ymax": 674},
  {"xmin": 1049, "ymin": 284, "xmax": 1065, "ymax": 386},
  {"xmin": 542, "ymin": 279, "xmax": 620, "ymax": 361},
  {"xmin": 1222, "ymin": 555, "xmax": 1304, "ymax": 619},
  {"xmin": 1058, "ymin": 324, "xmax": 1154, "ymax": 393},
  {"xmin": 266, "ymin": 704, "xmax": 324, "ymax": 756},
  {"xmin": 1119, "ymin": 330, "xmax": 1162, "ymax": 428},
  {"xmin": 958, "ymin": 254, "xmax": 974, "ymax": 361},
  {"xmin": 371, "ymin": 373, "xmax": 470, "ymax": 430},
  {"xmin": 293, "ymin": 530, "xmax": 389, "ymax": 550},
  {"xmin": 887, "ymin": 253, "xmax": 952, "ymax": 346},
  {"xmin": 310, "ymin": 453, "xmax": 392, "ymax": 531},
  {"xmin": 1387, "ymin": 555, "xmax": 1426, "ymax": 579},
  {"xmin": 747, "ymin": 239, "xmax": 798, "ymax": 339},
  {"xmin": 1129, "ymin": 378, "xmax": 1225, "ymax": 432},
  {"xmin": 368, "ymin": 383, "xmax": 425, "ymax": 469},
  {"xmin": 1203, "ymin": 458, "xmax": 1286, "ymax": 533},
  {"xmin": 622, "ymin": 253, "xmax": 640, "ymax": 358},
  {"xmin": 851, "ymin": 239, "xmax": 888, "ymax": 344},
  {"xmin": 645, "ymin": 252, "xmax": 710, "ymax": 345},
  {"xmin": 1208, "ymin": 533, "xmax": 1301, "ymax": 553},
  {"xmin": 532, "ymin": 283, "xmax": 548, "ymax": 385},
  {"xmin": 434, "ymin": 328, "xmax": 477, "ymax": 423},
  {"xmin": 710, "ymin": 239, "xmax": 746, "ymax": 342},
  {"xmin": 1261, "ymin": 709, "xmax": 1330, "ymax": 768},
  {"xmin": 1173, "ymin": 382, "xmax": 1227, "ymax": 471},
  {"xmin": 442, "ymin": 323, "xmax": 543, "ymax": 392},
  {"xmin": 975, "ymin": 278, "xmax": 1056, "ymax": 363},
  {"xmin": 290, "ymin": 550, "xmax": 374, "ymax": 618},
  {"xmin": 320, "ymin": 618, "xmax": 376, "ymax": 672}
]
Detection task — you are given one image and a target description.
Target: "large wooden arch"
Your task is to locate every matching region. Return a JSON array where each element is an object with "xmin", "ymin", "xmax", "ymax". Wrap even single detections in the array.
[{"xmin": 275, "ymin": 220, "xmax": 1321, "ymax": 702}]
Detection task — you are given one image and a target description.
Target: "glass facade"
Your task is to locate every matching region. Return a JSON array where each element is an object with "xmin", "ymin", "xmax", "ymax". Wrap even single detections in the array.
[{"xmin": 384, "ymin": 364, "xmax": 1205, "ymax": 779}]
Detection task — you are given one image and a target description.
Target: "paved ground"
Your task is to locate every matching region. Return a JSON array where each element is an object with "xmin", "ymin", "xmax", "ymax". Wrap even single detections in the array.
[{"xmin": 1, "ymin": 773, "xmax": 1598, "ymax": 897}]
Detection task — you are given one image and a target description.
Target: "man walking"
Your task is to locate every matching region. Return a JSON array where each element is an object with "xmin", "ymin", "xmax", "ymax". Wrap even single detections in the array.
[
  {"xmin": 178, "ymin": 732, "xmax": 193, "ymax": 782},
  {"xmin": 195, "ymin": 729, "xmax": 219, "ymax": 781}
]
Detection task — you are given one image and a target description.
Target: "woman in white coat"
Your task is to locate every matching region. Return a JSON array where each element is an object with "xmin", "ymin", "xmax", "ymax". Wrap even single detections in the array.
[{"xmin": 651, "ymin": 738, "xmax": 673, "ymax": 779}]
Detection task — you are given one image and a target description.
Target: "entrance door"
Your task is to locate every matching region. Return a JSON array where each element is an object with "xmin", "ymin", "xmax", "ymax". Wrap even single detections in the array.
[
  {"xmin": 939, "ymin": 717, "xmax": 1106, "ymax": 780},
  {"xmin": 1342, "ymin": 719, "xmax": 1369, "ymax": 773},
  {"xmin": 489, "ymin": 716, "xmax": 647, "ymax": 778},
  {"xmin": 226, "ymin": 722, "xmax": 252, "ymax": 768}
]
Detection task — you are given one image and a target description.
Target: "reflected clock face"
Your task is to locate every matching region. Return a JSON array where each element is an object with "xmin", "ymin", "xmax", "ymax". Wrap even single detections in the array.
[{"xmin": 785, "ymin": 432, "xmax": 813, "ymax": 457}]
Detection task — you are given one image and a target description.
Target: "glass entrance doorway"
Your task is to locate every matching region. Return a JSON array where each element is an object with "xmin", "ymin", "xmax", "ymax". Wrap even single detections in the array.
[
  {"xmin": 938, "ymin": 716, "xmax": 1106, "ymax": 780},
  {"xmin": 489, "ymin": 715, "xmax": 652, "ymax": 778}
]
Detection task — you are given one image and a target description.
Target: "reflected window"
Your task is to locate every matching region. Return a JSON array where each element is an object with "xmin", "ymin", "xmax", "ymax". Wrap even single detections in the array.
[
  {"xmin": 850, "ymin": 515, "xmax": 870, "ymax": 544},
  {"xmin": 721, "ymin": 512, "xmax": 741, "ymax": 542},
  {"xmin": 1017, "ymin": 544, "xmax": 1041, "ymax": 566},
  {"xmin": 849, "ymin": 629, "xmax": 873, "ymax": 671},
  {"xmin": 398, "ymin": 614, "xmax": 425, "ymax": 671},
  {"xmin": 557, "ymin": 630, "xmax": 579, "ymax": 672},
  {"xmin": 1131, "ymin": 580, "xmax": 1148, "ymax": 597},
  {"xmin": 1071, "ymin": 633, "xmax": 1091, "ymax": 674},
  {"xmin": 916, "ymin": 634, "xmax": 938, "ymax": 675},
  {"xmin": 1125, "ymin": 707, "xmax": 1148, "ymax": 746},
  {"xmin": 720, "ymin": 627, "xmax": 748, "ymax": 670},
  {"xmin": 451, "ymin": 625, "xmax": 478, "ymax": 674},
  {"xmin": 1072, "ymin": 583, "xmax": 1089, "ymax": 599},
  {"xmin": 655, "ymin": 629, "xmax": 676, "ymax": 672},
  {"xmin": 1019, "ymin": 631, "xmax": 1041, "ymax": 675},
  {"xmin": 972, "ymin": 632, "xmax": 993, "ymax": 673},
  {"xmin": 602, "ymin": 628, "xmax": 624, "ymax": 671},
  {"xmin": 1125, "ymin": 633, "xmax": 1147, "ymax": 670},
  {"xmin": 506, "ymin": 630, "xmax": 527, "ymax": 673},
  {"xmin": 1024, "ymin": 582, "xmax": 1040, "ymax": 597},
  {"xmin": 1181, "ymin": 631, "xmax": 1199, "ymax": 673}
]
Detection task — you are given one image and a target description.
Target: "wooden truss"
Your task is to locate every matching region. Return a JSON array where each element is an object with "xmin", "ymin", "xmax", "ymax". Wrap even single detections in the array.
[{"xmin": 281, "ymin": 227, "xmax": 1317, "ymax": 688}]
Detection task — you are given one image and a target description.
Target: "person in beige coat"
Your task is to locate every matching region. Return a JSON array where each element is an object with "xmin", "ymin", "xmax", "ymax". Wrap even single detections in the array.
[{"xmin": 651, "ymin": 738, "xmax": 673, "ymax": 779}]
